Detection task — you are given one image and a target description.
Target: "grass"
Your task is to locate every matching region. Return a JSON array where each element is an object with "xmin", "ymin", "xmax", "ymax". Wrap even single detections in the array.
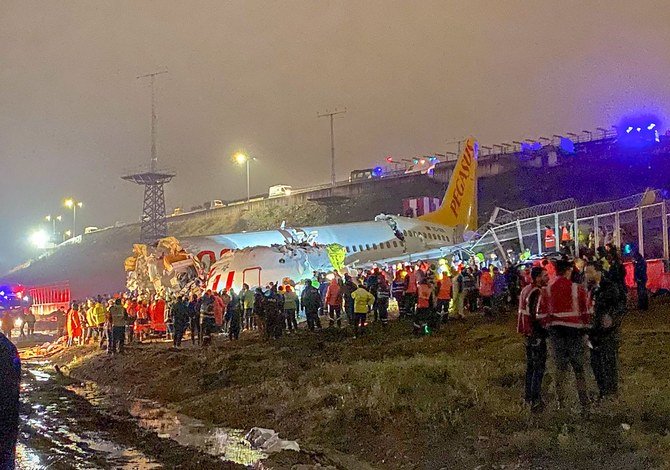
[{"xmin": 53, "ymin": 301, "xmax": 670, "ymax": 469}]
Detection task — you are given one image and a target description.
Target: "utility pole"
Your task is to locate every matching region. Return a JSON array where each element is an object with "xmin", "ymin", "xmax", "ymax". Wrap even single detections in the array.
[
  {"xmin": 137, "ymin": 69, "xmax": 168, "ymax": 172},
  {"xmin": 318, "ymin": 107, "xmax": 346, "ymax": 186}
]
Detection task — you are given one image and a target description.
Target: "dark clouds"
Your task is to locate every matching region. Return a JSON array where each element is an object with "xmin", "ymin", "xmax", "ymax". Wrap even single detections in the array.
[{"xmin": 1, "ymin": 0, "xmax": 669, "ymax": 270}]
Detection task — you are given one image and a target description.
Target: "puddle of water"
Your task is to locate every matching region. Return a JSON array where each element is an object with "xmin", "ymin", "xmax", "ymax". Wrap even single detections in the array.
[
  {"xmin": 20, "ymin": 360, "xmax": 162, "ymax": 470},
  {"xmin": 71, "ymin": 384, "xmax": 269, "ymax": 466}
]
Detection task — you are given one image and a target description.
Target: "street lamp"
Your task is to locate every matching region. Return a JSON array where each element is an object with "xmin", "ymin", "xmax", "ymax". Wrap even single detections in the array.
[
  {"xmin": 233, "ymin": 152, "xmax": 256, "ymax": 203},
  {"xmin": 64, "ymin": 199, "xmax": 83, "ymax": 238},
  {"xmin": 45, "ymin": 214, "xmax": 62, "ymax": 240},
  {"xmin": 29, "ymin": 229, "xmax": 50, "ymax": 250}
]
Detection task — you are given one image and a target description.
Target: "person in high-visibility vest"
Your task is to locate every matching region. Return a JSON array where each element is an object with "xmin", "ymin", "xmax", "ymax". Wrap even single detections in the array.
[
  {"xmin": 517, "ymin": 266, "xmax": 549, "ymax": 412},
  {"xmin": 541, "ymin": 259, "xmax": 591, "ymax": 411},
  {"xmin": 544, "ymin": 227, "xmax": 556, "ymax": 250},
  {"xmin": 436, "ymin": 273, "xmax": 452, "ymax": 321},
  {"xmin": 414, "ymin": 279, "xmax": 436, "ymax": 335}
]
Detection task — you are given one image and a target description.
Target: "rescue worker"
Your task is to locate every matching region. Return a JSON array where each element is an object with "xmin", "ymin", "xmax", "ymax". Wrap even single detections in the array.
[
  {"xmin": 55, "ymin": 306, "xmax": 67, "ymax": 338},
  {"xmin": 542, "ymin": 259, "xmax": 591, "ymax": 412},
  {"xmin": 404, "ymin": 267, "xmax": 418, "ymax": 316},
  {"xmin": 325, "ymin": 277, "xmax": 343, "ymax": 328},
  {"xmin": 414, "ymin": 279, "xmax": 436, "ymax": 335},
  {"xmin": 479, "ymin": 268, "xmax": 494, "ymax": 316},
  {"xmin": 240, "ymin": 283, "xmax": 255, "ymax": 330},
  {"xmin": 283, "ymin": 285, "xmax": 299, "ymax": 333},
  {"xmin": 170, "ymin": 295, "xmax": 190, "ymax": 348},
  {"xmin": 226, "ymin": 291, "xmax": 243, "ymax": 340},
  {"xmin": 633, "ymin": 251, "xmax": 648, "ymax": 311},
  {"xmin": 436, "ymin": 272, "xmax": 452, "ymax": 322},
  {"xmin": 301, "ymin": 280, "xmax": 323, "ymax": 331},
  {"xmin": 586, "ymin": 262, "xmax": 625, "ymax": 399},
  {"xmin": 0, "ymin": 329, "xmax": 20, "ymax": 469},
  {"xmin": 351, "ymin": 283, "xmax": 375, "ymax": 338},
  {"xmin": 107, "ymin": 299, "xmax": 128, "ymax": 354},
  {"xmin": 90, "ymin": 299, "xmax": 108, "ymax": 348},
  {"xmin": 517, "ymin": 266, "xmax": 549, "ymax": 412},
  {"xmin": 376, "ymin": 276, "xmax": 391, "ymax": 327},
  {"xmin": 199, "ymin": 290, "xmax": 216, "ymax": 347},
  {"xmin": 492, "ymin": 266, "xmax": 507, "ymax": 311},
  {"xmin": 341, "ymin": 274, "xmax": 357, "ymax": 325},
  {"xmin": 391, "ymin": 271, "xmax": 406, "ymax": 318},
  {"xmin": 66, "ymin": 304, "xmax": 83, "ymax": 347}
]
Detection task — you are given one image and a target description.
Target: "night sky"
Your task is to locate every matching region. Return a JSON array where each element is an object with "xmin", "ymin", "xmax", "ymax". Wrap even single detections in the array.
[{"xmin": 2, "ymin": 0, "xmax": 669, "ymax": 271}]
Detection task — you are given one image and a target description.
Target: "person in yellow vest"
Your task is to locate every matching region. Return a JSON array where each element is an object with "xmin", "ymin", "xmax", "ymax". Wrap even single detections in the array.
[{"xmin": 351, "ymin": 284, "xmax": 375, "ymax": 338}]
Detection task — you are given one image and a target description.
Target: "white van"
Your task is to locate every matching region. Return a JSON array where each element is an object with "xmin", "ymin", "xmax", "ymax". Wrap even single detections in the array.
[{"xmin": 268, "ymin": 185, "xmax": 293, "ymax": 198}]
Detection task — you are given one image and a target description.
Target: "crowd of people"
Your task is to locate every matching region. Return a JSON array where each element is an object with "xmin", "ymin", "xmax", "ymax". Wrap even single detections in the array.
[{"xmin": 517, "ymin": 244, "xmax": 647, "ymax": 414}]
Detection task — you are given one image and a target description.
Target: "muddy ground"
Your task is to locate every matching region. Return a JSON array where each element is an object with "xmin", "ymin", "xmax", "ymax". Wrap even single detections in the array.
[{"xmin": 49, "ymin": 302, "xmax": 670, "ymax": 469}]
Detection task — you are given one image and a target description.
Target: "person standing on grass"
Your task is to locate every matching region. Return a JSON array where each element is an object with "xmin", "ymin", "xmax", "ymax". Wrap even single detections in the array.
[
  {"xmin": 517, "ymin": 266, "xmax": 549, "ymax": 413},
  {"xmin": 341, "ymin": 274, "xmax": 357, "ymax": 325},
  {"xmin": 325, "ymin": 277, "xmax": 343, "ymax": 328},
  {"xmin": 240, "ymin": 283, "xmax": 255, "ymax": 330},
  {"xmin": 187, "ymin": 294, "xmax": 200, "ymax": 345},
  {"xmin": 283, "ymin": 285, "xmax": 299, "ymax": 333},
  {"xmin": 107, "ymin": 299, "xmax": 128, "ymax": 355},
  {"xmin": 633, "ymin": 251, "xmax": 648, "ymax": 311},
  {"xmin": 226, "ymin": 291, "xmax": 242, "ymax": 341},
  {"xmin": 376, "ymin": 276, "xmax": 391, "ymax": 327},
  {"xmin": 170, "ymin": 295, "xmax": 190, "ymax": 348},
  {"xmin": 542, "ymin": 259, "xmax": 591, "ymax": 412},
  {"xmin": 301, "ymin": 280, "xmax": 323, "ymax": 331},
  {"xmin": 586, "ymin": 262, "xmax": 625, "ymax": 400},
  {"xmin": 351, "ymin": 284, "xmax": 375, "ymax": 338}
]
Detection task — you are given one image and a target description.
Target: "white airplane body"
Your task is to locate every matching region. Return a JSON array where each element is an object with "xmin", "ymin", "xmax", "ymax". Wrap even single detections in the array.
[
  {"xmin": 205, "ymin": 245, "xmax": 334, "ymax": 293},
  {"xmin": 186, "ymin": 137, "xmax": 479, "ymax": 276}
]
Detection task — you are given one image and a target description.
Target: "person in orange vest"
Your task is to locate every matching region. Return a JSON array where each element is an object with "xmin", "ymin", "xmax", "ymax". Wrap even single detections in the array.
[
  {"xmin": 436, "ymin": 273, "xmax": 452, "ymax": 322},
  {"xmin": 541, "ymin": 258, "xmax": 556, "ymax": 280},
  {"xmin": 414, "ymin": 279, "xmax": 436, "ymax": 335},
  {"xmin": 541, "ymin": 259, "xmax": 591, "ymax": 412},
  {"xmin": 479, "ymin": 268, "xmax": 494, "ymax": 316},
  {"xmin": 66, "ymin": 304, "xmax": 83, "ymax": 347},
  {"xmin": 517, "ymin": 266, "xmax": 549, "ymax": 412},
  {"xmin": 544, "ymin": 226, "xmax": 556, "ymax": 250},
  {"xmin": 404, "ymin": 266, "xmax": 418, "ymax": 317}
]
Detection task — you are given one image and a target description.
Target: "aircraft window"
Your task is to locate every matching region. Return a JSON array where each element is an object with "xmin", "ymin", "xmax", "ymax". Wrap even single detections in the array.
[
  {"xmin": 372, "ymin": 243, "xmax": 378, "ymax": 250},
  {"xmin": 352, "ymin": 245, "xmax": 357, "ymax": 252},
  {"xmin": 365, "ymin": 244, "xmax": 371, "ymax": 250},
  {"xmin": 392, "ymin": 241, "xmax": 398, "ymax": 247},
  {"xmin": 345, "ymin": 246, "xmax": 351, "ymax": 253},
  {"xmin": 359, "ymin": 244, "xmax": 364, "ymax": 252},
  {"xmin": 403, "ymin": 230, "xmax": 407, "ymax": 236},
  {"xmin": 386, "ymin": 242, "xmax": 391, "ymax": 248}
]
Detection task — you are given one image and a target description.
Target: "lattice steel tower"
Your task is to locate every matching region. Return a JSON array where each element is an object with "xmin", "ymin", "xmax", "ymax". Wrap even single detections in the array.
[{"xmin": 122, "ymin": 70, "xmax": 175, "ymax": 244}]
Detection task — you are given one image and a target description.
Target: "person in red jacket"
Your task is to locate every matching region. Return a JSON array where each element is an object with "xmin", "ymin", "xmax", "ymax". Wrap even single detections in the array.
[
  {"xmin": 325, "ymin": 278, "xmax": 343, "ymax": 328},
  {"xmin": 542, "ymin": 259, "xmax": 591, "ymax": 412},
  {"xmin": 213, "ymin": 292, "xmax": 226, "ymax": 332},
  {"xmin": 479, "ymin": 268, "xmax": 494, "ymax": 316},
  {"xmin": 517, "ymin": 266, "xmax": 549, "ymax": 412}
]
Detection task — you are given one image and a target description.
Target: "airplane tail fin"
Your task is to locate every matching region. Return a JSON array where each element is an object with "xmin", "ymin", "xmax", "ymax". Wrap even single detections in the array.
[{"xmin": 419, "ymin": 136, "xmax": 478, "ymax": 231}]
